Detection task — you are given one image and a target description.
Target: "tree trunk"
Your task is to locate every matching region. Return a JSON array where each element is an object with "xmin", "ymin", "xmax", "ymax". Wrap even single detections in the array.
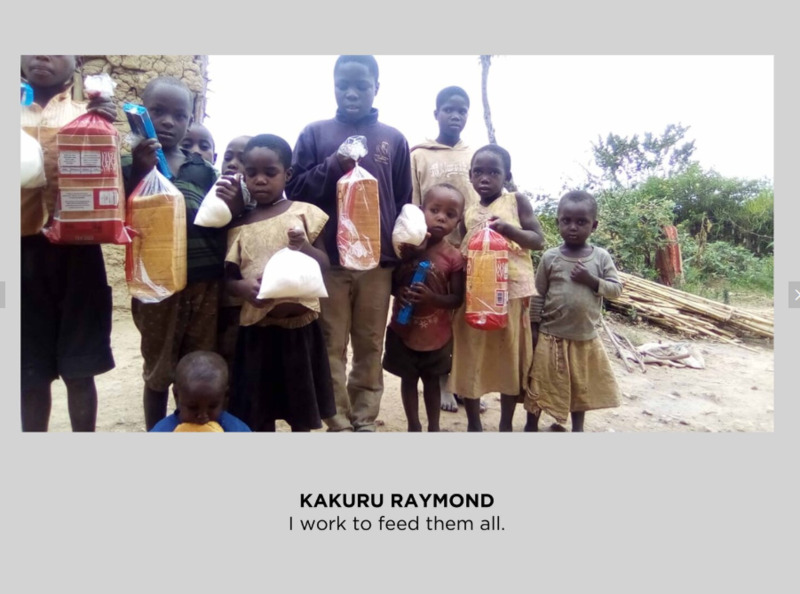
[{"xmin": 480, "ymin": 55, "xmax": 496, "ymax": 145}]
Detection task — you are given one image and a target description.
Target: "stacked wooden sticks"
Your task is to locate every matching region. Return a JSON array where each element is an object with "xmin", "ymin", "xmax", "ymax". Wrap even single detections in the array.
[{"xmin": 605, "ymin": 272, "xmax": 774, "ymax": 346}]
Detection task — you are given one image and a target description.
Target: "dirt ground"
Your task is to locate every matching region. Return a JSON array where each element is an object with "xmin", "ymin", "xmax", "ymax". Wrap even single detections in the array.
[{"xmin": 46, "ymin": 245, "xmax": 775, "ymax": 433}]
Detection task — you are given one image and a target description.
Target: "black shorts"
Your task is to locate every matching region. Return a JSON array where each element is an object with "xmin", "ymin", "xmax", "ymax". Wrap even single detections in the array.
[
  {"xmin": 21, "ymin": 234, "xmax": 115, "ymax": 390},
  {"xmin": 382, "ymin": 326, "xmax": 452, "ymax": 379}
]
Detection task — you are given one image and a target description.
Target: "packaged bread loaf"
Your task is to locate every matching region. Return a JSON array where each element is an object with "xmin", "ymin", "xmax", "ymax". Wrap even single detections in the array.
[
  {"xmin": 465, "ymin": 225, "xmax": 509, "ymax": 330},
  {"xmin": 44, "ymin": 74, "xmax": 130, "ymax": 245},
  {"xmin": 335, "ymin": 135, "xmax": 380, "ymax": 270},
  {"xmin": 125, "ymin": 168, "xmax": 187, "ymax": 303}
]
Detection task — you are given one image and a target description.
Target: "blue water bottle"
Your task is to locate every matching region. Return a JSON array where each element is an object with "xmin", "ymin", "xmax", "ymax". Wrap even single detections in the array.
[{"xmin": 397, "ymin": 260, "xmax": 431, "ymax": 325}]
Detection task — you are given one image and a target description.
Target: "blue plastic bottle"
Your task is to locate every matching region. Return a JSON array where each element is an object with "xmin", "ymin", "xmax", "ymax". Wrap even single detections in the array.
[
  {"xmin": 21, "ymin": 81, "xmax": 33, "ymax": 106},
  {"xmin": 397, "ymin": 260, "xmax": 431, "ymax": 325}
]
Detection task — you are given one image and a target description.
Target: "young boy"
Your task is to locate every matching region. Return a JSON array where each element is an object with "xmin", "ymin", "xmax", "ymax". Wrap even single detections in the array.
[
  {"xmin": 122, "ymin": 76, "xmax": 243, "ymax": 431},
  {"xmin": 20, "ymin": 55, "xmax": 117, "ymax": 431},
  {"xmin": 149, "ymin": 351, "xmax": 251, "ymax": 432},
  {"xmin": 382, "ymin": 184, "xmax": 465, "ymax": 431},
  {"xmin": 286, "ymin": 55, "xmax": 413, "ymax": 432},
  {"xmin": 180, "ymin": 122, "xmax": 217, "ymax": 168},
  {"xmin": 410, "ymin": 85, "xmax": 481, "ymax": 414},
  {"xmin": 524, "ymin": 190, "xmax": 623, "ymax": 432}
]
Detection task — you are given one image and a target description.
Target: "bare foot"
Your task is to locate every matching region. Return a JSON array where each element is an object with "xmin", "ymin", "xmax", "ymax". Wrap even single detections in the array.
[
  {"xmin": 549, "ymin": 422, "xmax": 568, "ymax": 432},
  {"xmin": 440, "ymin": 392, "xmax": 459, "ymax": 413}
]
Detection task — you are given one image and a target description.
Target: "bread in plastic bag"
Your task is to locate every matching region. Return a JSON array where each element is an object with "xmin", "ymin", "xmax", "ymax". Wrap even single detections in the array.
[
  {"xmin": 336, "ymin": 135, "xmax": 380, "ymax": 270},
  {"xmin": 465, "ymin": 225, "xmax": 509, "ymax": 330},
  {"xmin": 257, "ymin": 247, "xmax": 328, "ymax": 300},
  {"xmin": 21, "ymin": 128, "xmax": 46, "ymax": 189},
  {"xmin": 126, "ymin": 168, "xmax": 187, "ymax": 303},
  {"xmin": 174, "ymin": 421, "xmax": 224, "ymax": 432},
  {"xmin": 392, "ymin": 203, "xmax": 428, "ymax": 258},
  {"xmin": 43, "ymin": 74, "xmax": 130, "ymax": 245}
]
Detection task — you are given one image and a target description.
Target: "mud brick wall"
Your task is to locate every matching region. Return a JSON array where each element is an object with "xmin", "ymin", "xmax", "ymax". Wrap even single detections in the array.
[{"xmin": 77, "ymin": 55, "xmax": 209, "ymax": 153}]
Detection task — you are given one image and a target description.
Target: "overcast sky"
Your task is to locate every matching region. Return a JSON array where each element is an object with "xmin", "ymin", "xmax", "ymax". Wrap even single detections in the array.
[{"xmin": 202, "ymin": 55, "xmax": 772, "ymax": 197}]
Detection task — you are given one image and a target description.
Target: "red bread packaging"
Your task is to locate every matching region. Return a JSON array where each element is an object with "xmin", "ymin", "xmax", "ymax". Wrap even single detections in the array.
[
  {"xmin": 43, "ymin": 74, "xmax": 130, "ymax": 245},
  {"xmin": 465, "ymin": 225, "xmax": 509, "ymax": 330},
  {"xmin": 336, "ymin": 135, "xmax": 380, "ymax": 270}
]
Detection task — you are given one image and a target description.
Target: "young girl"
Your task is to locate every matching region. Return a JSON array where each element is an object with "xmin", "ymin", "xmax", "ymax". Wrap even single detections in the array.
[
  {"xmin": 448, "ymin": 144, "xmax": 545, "ymax": 432},
  {"xmin": 382, "ymin": 183, "xmax": 466, "ymax": 432},
  {"xmin": 222, "ymin": 134, "xmax": 336, "ymax": 432},
  {"xmin": 524, "ymin": 190, "xmax": 623, "ymax": 432}
]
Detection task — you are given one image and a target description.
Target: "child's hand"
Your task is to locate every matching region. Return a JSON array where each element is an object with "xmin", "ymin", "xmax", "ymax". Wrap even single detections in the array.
[
  {"xmin": 405, "ymin": 282, "xmax": 435, "ymax": 307},
  {"xmin": 488, "ymin": 216, "xmax": 510, "ymax": 237},
  {"xmin": 287, "ymin": 227, "xmax": 309, "ymax": 251},
  {"xmin": 131, "ymin": 137, "xmax": 160, "ymax": 175},
  {"xmin": 336, "ymin": 153, "xmax": 356, "ymax": 173},
  {"xmin": 215, "ymin": 174, "xmax": 245, "ymax": 217},
  {"xmin": 87, "ymin": 96, "xmax": 117, "ymax": 122},
  {"xmin": 570, "ymin": 261, "xmax": 597, "ymax": 288}
]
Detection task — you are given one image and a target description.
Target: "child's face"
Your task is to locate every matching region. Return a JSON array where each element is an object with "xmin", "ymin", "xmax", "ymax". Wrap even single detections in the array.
[
  {"xmin": 21, "ymin": 55, "xmax": 76, "ymax": 91},
  {"xmin": 180, "ymin": 124, "xmax": 216, "ymax": 165},
  {"xmin": 470, "ymin": 151, "xmax": 509, "ymax": 201},
  {"xmin": 176, "ymin": 383, "xmax": 224, "ymax": 425},
  {"xmin": 334, "ymin": 62, "xmax": 379, "ymax": 123},
  {"xmin": 143, "ymin": 84, "xmax": 193, "ymax": 151},
  {"xmin": 557, "ymin": 200, "xmax": 598, "ymax": 247},
  {"xmin": 423, "ymin": 188, "xmax": 463, "ymax": 241},
  {"xmin": 220, "ymin": 136, "xmax": 252, "ymax": 175},
  {"xmin": 434, "ymin": 95, "xmax": 469, "ymax": 140},
  {"xmin": 244, "ymin": 147, "xmax": 291, "ymax": 205}
]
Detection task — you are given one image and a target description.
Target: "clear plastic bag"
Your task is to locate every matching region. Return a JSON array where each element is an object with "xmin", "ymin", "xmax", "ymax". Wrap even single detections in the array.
[
  {"xmin": 336, "ymin": 135, "xmax": 380, "ymax": 270},
  {"xmin": 465, "ymin": 225, "xmax": 509, "ymax": 330},
  {"xmin": 194, "ymin": 174, "xmax": 241, "ymax": 228},
  {"xmin": 43, "ymin": 74, "xmax": 130, "ymax": 245},
  {"xmin": 125, "ymin": 168, "xmax": 187, "ymax": 303},
  {"xmin": 257, "ymin": 246, "xmax": 328, "ymax": 300},
  {"xmin": 392, "ymin": 203, "xmax": 428, "ymax": 258}
]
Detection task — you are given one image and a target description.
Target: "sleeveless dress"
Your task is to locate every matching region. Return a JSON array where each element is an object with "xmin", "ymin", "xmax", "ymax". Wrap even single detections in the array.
[{"xmin": 447, "ymin": 192, "xmax": 536, "ymax": 400}]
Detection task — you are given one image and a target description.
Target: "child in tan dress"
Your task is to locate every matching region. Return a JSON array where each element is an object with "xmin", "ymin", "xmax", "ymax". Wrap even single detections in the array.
[{"xmin": 524, "ymin": 190, "xmax": 623, "ymax": 431}]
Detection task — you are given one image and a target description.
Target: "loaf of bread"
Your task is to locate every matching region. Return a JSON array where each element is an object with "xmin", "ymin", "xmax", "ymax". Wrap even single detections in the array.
[
  {"xmin": 174, "ymin": 421, "xmax": 223, "ymax": 432},
  {"xmin": 465, "ymin": 226, "xmax": 509, "ymax": 330},
  {"xmin": 337, "ymin": 165, "xmax": 380, "ymax": 270},
  {"xmin": 126, "ymin": 190, "xmax": 187, "ymax": 303}
]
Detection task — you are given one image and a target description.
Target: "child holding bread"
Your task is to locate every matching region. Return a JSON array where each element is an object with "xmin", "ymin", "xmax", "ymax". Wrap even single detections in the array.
[
  {"xmin": 286, "ymin": 55, "xmax": 412, "ymax": 432},
  {"xmin": 122, "ymin": 76, "xmax": 244, "ymax": 431},
  {"xmin": 223, "ymin": 134, "xmax": 335, "ymax": 432},
  {"xmin": 20, "ymin": 55, "xmax": 118, "ymax": 431}
]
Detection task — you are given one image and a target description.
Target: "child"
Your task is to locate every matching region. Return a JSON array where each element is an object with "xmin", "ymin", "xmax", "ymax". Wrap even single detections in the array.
[
  {"xmin": 286, "ymin": 55, "xmax": 412, "ymax": 432},
  {"xmin": 382, "ymin": 184, "xmax": 466, "ymax": 431},
  {"xmin": 223, "ymin": 134, "xmax": 336, "ymax": 432},
  {"xmin": 448, "ymin": 144, "xmax": 545, "ymax": 432},
  {"xmin": 122, "ymin": 76, "xmax": 242, "ymax": 431},
  {"xmin": 180, "ymin": 122, "xmax": 217, "ymax": 167},
  {"xmin": 215, "ymin": 135, "xmax": 254, "ymax": 400},
  {"xmin": 20, "ymin": 55, "xmax": 117, "ymax": 431},
  {"xmin": 524, "ymin": 191, "xmax": 623, "ymax": 432},
  {"xmin": 410, "ymin": 85, "xmax": 481, "ymax": 414},
  {"xmin": 150, "ymin": 351, "xmax": 251, "ymax": 432}
]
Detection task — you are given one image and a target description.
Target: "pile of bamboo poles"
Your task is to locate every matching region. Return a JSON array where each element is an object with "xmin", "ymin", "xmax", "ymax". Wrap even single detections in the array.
[{"xmin": 606, "ymin": 272, "xmax": 773, "ymax": 345}]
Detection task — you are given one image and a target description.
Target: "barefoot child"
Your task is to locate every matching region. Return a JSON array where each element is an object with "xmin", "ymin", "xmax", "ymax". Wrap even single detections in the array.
[
  {"xmin": 409, "ymin": 85, "xmax": 482, "ymax": 414},
  {"xmin": 448, "ymin": 144, "xmax": 545, "ymax": 432},
  {"xmin": 224, "ymin": 134, "xmax": 336, "ymax": 432},
  {"xmin": 382, "ymin": 184, "xmax": 466, "ymax": 431},
  {"xmin": 20, "ymin": 55, "xmax": 117, "ymax": 431},
  {"xmin": 150, "ymin": 351, "xmax": 251, "ymax": 432},
  {"xmin": 524, "ymin": 190, "xmax": 622, "ymax": 431}
]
